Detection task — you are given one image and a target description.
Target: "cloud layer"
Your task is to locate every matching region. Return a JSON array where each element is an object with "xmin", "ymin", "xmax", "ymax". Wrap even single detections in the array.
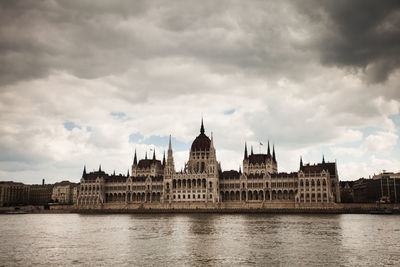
[{"xmin": 0, "ymin": 0, "xmax": 399, "ymax": 183}]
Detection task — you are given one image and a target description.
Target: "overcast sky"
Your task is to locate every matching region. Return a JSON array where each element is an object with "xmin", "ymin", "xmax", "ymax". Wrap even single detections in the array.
[{"xmin": 1, "ymin": 0, "xmax": 400, "ymax": 184}]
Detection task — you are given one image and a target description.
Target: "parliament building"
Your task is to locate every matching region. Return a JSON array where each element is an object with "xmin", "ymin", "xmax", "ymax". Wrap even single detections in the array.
[{"xmin": 77, "ymin": 121, "xmax": 341, "ymax": 208}]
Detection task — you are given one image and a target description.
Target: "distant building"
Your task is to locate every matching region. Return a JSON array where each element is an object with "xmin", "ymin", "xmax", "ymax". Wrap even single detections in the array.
[
  {"xmin": 350, "ymin": 172, "xmax": 400, "ymax": 203},
  {"xmin": 77, "ymin": 120, "xmax": 341, "ymax": 207},
  {"xmin": 29, "ymin": 179, "xmax": 53, "ymax": 205},
  {"xmin": 339, "ymin": 181, "xmax": 355, "ymax": 203},
  {"xmin": 72, "ymin": 185, "xmax": 79, "ymax": 204},
  {"xmin": 0, "ymin": 181, "xmax": 30, "ymax": 206},
  {"xmin": 52, "ymin": 181, "xmax": 78, "ymax": 204}
]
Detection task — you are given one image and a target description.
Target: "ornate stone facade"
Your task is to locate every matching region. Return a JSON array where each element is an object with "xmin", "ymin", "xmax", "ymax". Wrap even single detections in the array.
[{"xmin": 77, "ymin": 121, "xmax": 341, "ymax": 207}]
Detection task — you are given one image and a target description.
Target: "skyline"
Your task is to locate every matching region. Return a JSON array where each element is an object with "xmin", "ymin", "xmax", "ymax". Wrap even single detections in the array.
[{"xmin": 1, "ymin": 1, "xmax": 400, "ymax": 184}]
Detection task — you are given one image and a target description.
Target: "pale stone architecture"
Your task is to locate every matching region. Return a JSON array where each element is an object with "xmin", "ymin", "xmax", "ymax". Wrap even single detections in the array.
[
  {"xmin": 51, "ymin": 181, "xmax": 78, "ymax": 204},
  {"xmin": 0, "ymin": 181, "xmax": 30, "ymax": 206},
  {"xmin": 77, "ymin": 120, "xmax": 341, "ymax": 208}
]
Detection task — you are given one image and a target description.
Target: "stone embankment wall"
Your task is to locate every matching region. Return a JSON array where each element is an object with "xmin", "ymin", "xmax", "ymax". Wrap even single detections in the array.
[
  {"xmin": 2, "ymin": 203, "xmax": 399, "ymax": 214},
  {"xmin": 72, "ymin": 202, "xmax": 400, "ymax": 214}
]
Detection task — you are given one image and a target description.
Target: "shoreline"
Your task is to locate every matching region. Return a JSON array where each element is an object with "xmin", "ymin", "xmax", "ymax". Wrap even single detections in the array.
[{"xmin": 1, "ymin": 203, "xmax": 399, "ymax": 215}]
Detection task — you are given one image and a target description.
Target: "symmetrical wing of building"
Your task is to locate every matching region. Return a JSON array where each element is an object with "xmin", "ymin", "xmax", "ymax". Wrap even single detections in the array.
[{"xmin": 77, "ymin": 121, "xmax": 341, "ymax": 207}]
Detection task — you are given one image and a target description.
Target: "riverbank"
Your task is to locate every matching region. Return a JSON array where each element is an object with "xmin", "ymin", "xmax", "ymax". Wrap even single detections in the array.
[{"xmin": 1, "ymin": 203, "xmax": 400, "ymax": 214}]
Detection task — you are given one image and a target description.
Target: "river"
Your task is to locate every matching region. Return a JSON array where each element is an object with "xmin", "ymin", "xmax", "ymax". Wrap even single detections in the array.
[{"xmin": 0, "ymin": 214, "xmax": 399, "ymax": 266}]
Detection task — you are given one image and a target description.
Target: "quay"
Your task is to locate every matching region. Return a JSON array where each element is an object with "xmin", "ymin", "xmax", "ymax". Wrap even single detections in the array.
[{"xmin": 1, "ymin": 203, "xmax": 399, "ymax": 214}]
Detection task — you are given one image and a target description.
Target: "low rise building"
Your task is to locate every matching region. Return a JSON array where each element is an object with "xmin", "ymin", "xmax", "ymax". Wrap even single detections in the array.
[
  {"xmin": 0, "ymin": 181, "xmax": 30, "ymax": 206},
  {"xmin": 52, "ymin": 181, "xmax": 78, "ymax": 204},
  {"xmin": 29, "ymin": 179, "xmax": 53, "ymax": 205},
  {"xmin": 351, "ymin": 172, "xmax": 400, "ymax": 203},
  {"xmin": 339, "ymin": 181, "xmax": 355, "ymax": 203}
]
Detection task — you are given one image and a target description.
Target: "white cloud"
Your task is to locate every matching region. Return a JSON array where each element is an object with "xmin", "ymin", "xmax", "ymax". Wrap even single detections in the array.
[
  {"xmin": 0, "ymin": 1, "xmax": 400, "ymax": 183},
  {"xmin": 364, "ymin": 131, "xmax": 398, "ymax": 152}
]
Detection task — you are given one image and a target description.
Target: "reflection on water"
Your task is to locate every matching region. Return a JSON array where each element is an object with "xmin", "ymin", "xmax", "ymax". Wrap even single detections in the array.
[{"xmin": 0, "ymin": 214, "xmax": 399, "ymax": 266}]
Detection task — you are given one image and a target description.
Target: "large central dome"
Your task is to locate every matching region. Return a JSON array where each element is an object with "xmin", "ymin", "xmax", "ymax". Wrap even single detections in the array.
[{"xmin": 191, "ymin": 120, "xmax": 211, "ymax": 151}]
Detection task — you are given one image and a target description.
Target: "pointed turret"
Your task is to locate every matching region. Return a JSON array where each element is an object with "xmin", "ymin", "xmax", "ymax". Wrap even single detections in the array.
[
  {"xmin": 272, "ymin": 145, "xmax": 276, "ymax": 162},
  {"xmin": 98, "ymin": 165, "xmax": 102, "ymax": 172},
  {"xmin": 251, "ymin": 145, "xmax": 254, "ymax": 155},
  {"xmin": 166, "ymin": 135, "xmax": 175, "ymax": 174},
  {"xmin": 152, "ymin": 149, "xmax": 156, "ymax": 160},
  {"xmin": 127, "ymin": 169, "xmax": 130, "ymax": 177},
  {"xmin": 267, "ymin": 140, "xmax": 271, "ymax": 156},
  {"xmin": 300, "ymin": 156, "xmax": 303, "ymax": 169},
  {"xmin": 145, "ymin": 151, "xmax": 147, "ymax": 160},
  {"xmin": 162, "ymin": 151, "xmax": 166, "ymax": 166},
  {"xmin": 133, "ymin": 149, "xmax": 137, "ymax": 165},
  {"xmin": 200, "ymin": 117, "xmax": 205, "ymax": 134},
  {"xmin": 210, "ymin": 132, "xmax": 214, "ymax": 150},
  {"xmin": 322, "ymin": 154, "xmax": 325, "ymax": 164},
  {"xmin": 244, "ymin": 142, "xmax": 248, "ymax": 159},
  {"xmin": 82, "ymin": 165, "xmax": 87, "ymax": 178},
  {"xmin": 113, "ymin": 170, "xmax": 116, "ymax": 176},
  {"xmin": 239, "ymin": 166, "xmax": 242, "ymax": 174}
]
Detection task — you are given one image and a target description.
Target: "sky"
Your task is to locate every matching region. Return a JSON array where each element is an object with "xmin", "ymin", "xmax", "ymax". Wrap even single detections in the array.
[{"xmin": 0, "ymin": 0, "xmax": 400, "ymax": 184}]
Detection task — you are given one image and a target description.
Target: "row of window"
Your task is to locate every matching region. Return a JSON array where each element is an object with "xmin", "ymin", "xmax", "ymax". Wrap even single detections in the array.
[
  {"xmin": 220, "ymin": 182, "xmax": 299, "ymax": 189},
  {"xmin": 81, "ymin": 185, "xmax": 101, "ymax": 191},
  {"xmin": 173, "ymin": 194, "xmax": 212, "ymax": 200},
  {"xmin": 299, "ymin": 179, "xmax": 327, "ymax": 187},
  {"xmin": 221, "ymin": 184, "xmax": 240, "ymax": 189},
  {"xmin": 299, "ymin": 193, "xmax": 328, "ymax": 198},
  {"xmin": 172, "ymin": 179, "xmax": 212, "ymax": 189},
  {"xmin": 270, "ymin": 182, "xmax": 298, "ymax": 188}
]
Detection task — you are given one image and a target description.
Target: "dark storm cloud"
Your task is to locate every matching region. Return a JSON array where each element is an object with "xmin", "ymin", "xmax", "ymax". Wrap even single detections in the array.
[
  {"xmin": 0, "ymin": 0, "xmax": 312, "ymax": 87},
  {"xmin": 294, "ymin": 0, "xmax": 400, "ymax": 83},
  {"xmin": 0, "ymin": 0, "xmax": 150, "ymax": 85},
  {"xmin": 1, "ymin": 0, "xmax": 399, "ymax": 88}
]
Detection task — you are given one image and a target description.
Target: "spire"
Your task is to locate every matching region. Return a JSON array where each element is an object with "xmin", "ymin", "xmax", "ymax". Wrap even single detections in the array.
[
  {"xmin": 272, "ymin": 145, "xmax": 276, "ymax": 162},
  {"xmin": 244, "ymin": 142, "xmax": 248, "ymax": 159},
  {"xmin": 239, "ymin": 166, "xmax": 242, "ymax": 174},
  {"xmin": 127, "ymin": 169, "xmax": 130, "ymax": 177},
  {"xmin": 267, "ymin": 140, "xmax": 271, "ymax": 156},
  {"xmin": 98, "ymin": 164, "xmax": 101, "ymax": 172},
  {"xmin": 200, "ymin": 117, "xmax": 205, "ymax": 134},
  {"xmin": 145, "ymin": 151, "xmax": 147, "ymax": 160},
  {"xmin": 322, "ymin": 154, "xmax": 325, "ymax": 164},
  {"xmin": 82, "ymin": 165, "xmax": 87, "ymax": 177},
  {"xmin": 251, "ymin": 145, "xmax": 254, "ymax": 155},
  {"xmin": 167, "ymin": 135, "xmax": 175, "ymax": 171},
  {"xmin": 113, "ymin": 170, "xmax": 116, "ymax": 176},
  {"xmin": 152, "ymin": 149, "xmax": 156, "ymax": 160},
  {"xmin": 300, "ymin": 156, "xmax": 303, "ymax": 168},
  {"xmin": 162, "ymin": 151, "xmax": 166, "ymax": 166},
  {"xmin": 133, "ymin": 149, "xmax": 137, "ymax": 165},
  {"xmin": 210, "ymin": 132, "xmax": 214, "ymax": 150}
]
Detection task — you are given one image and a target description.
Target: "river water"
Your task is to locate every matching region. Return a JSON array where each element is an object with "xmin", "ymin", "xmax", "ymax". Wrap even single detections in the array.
[{"xmin": 0, "ymin": 214, "xmax": 399, "ymax": 266}]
